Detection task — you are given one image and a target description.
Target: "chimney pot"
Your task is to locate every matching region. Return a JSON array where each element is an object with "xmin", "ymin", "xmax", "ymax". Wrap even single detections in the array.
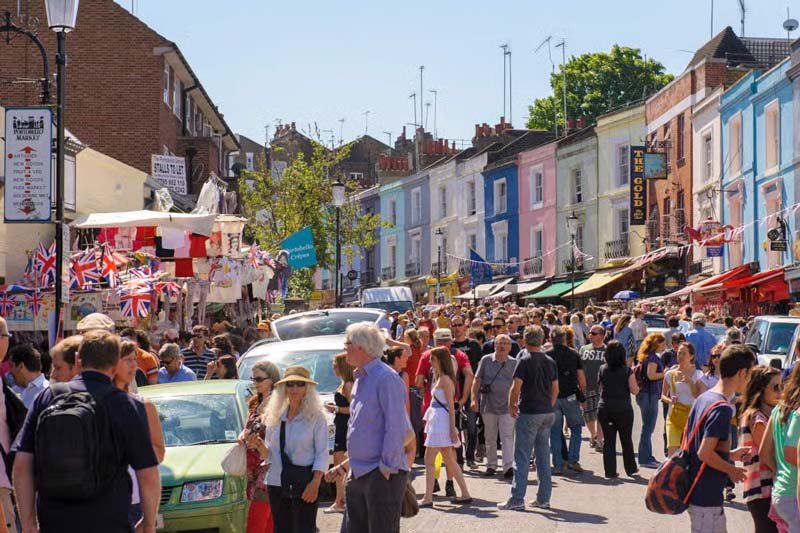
[
  {"xmin": 475, "ymin": 124, "xmax": 481, "ymax": 138},
  {"xmin": 291, "ymin": 122, "xmax": 296, "ymax": 130}
]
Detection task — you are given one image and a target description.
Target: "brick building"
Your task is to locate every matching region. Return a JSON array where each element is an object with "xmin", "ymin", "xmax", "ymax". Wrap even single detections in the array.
[{"xmin": 0, "ymin": 0, "xmax": 238, "ymax": 196}]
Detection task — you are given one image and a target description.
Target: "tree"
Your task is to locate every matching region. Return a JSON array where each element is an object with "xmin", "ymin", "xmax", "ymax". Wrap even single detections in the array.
[
  {"xmin": 526, "ymin": 45, "xmax": 673, "ymax": 131},
  {"xmin": 239, "ymin": 143, "xmax": 384, "ymax": 298}
]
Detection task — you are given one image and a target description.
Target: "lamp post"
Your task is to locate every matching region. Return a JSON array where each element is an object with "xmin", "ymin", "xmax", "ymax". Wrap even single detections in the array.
[
  {"xmin": 332, "ymin": 178, "xmax": 346, "ymax": 307},
  {"xmin": 435, "ymin": 227, "xmax": 444, "ymax": 304},
  {"xmin": 46, "ymin": 0, "xmax": 79, "ymax": 331},
  {"xmin": 567, "ymin": 211, "xmax": 578, "ymax": 308}
]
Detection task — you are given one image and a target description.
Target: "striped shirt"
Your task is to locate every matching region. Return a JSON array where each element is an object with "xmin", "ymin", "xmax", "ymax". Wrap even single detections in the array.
[
  {"xmin": 741, "ymin": 408, "xmax": 773, "ymax": 502},
  {"xmin": 181, "ymin": 347, "xmax": 215, "ymax": 379}
]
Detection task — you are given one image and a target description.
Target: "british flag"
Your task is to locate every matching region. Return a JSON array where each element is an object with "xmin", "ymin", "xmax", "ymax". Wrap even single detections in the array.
[
  {"xmin": 0, "ymin": 293, "xmax": 16, "ymax": 316},
  {"xmin": 127, "ymin": 265, "xmax": 152, "ymax": 279},
  {"xmin": 70, "ymin": 249, "xmax": 100, "ymax": 290},
  {"xmin": 119, "ymin": 288, "xmax": 151, "ymax": 318},
  {"xmin": 34, "ymin": 241, "xmax": 56, "ymax": 287},
  {"xmin": 100, "ymin": 244, "xmax": 118, "ymax": 288},
  {"xmin": 26, "ymin": 291, "xmax": 45, "ymax": 316}
]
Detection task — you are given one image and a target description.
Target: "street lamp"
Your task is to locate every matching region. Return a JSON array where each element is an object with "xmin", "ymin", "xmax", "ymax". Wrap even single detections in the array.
[
  {"xmin": 46, "ymin": 0, "xmax": 79, "ymax": 331},
  {"xmin": 567, "ymin": 211, "xmax": 578, "ymax": 308},
  {"xmin": 332, "ymin": 178, "xmax": 346, "ymax": 307},
  {"xmin": 435, "ymin": 227, "xmax": 444, "ymax": 304}
]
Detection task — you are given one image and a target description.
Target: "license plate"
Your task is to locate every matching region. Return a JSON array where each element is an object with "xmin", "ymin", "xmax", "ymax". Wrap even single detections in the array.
[{"xmin": 156, "ymin": 514, "xmax": 164, "ymax": 529}]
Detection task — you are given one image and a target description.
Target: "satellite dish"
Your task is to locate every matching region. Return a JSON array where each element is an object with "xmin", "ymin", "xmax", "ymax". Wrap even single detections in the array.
[{"xmin": 784, "ymin": 18, "xmax": 799, "ymax": 32}]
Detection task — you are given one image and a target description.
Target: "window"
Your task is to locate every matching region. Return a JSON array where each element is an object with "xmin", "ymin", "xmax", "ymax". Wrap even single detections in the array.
[
  {"xmin": 617, "ymin": 144, "xmax": 629, "ymax": 186},
  {"xmin": 532, "ymin": 228, "xmax": 543, "ymax": 257},
  {"xmin": 173, "ymin": 76, "xmax": 181, "ymax": 117},
  {"xmin": 271, "ymin": 160, "xmax": 287, "ymax": 177},
  {"xmin": 411, "ymin": 235, "xmax": 421, "ymax": 264},
  {"xmin": 439, "ymin": 185, "xmax": 447, "ymax": 218},
  {"xmin": 389, "ymin": 199, "xmax": 397, "ymax": 226},
  {"xmin": 410, "ymin": 187, "xmax": 422, "ymax": 224},
  {"xmin": 203, "ymin": 118, "xmax": 213, "ymax": 137},
  {"xmin": 347, "ymin": 172, "xmax": 364, "ymax": 181},
  {"xmin": 494, "ymin": 179, "xmax": 507, "ymax": 214},
  {"xmin": 185, "ymin": 96, "xmax": 194, "ymax": 134},
  {"xmin": 572, "ymin": 168, "xmax": 583, "ymax": 203},
  {"xmin": 615, "ymin": 207, "xmax": 629, "ymax": 240},
  {"xmin": 195, "ymin": 110, "xmax": 203, "ymax": 136},
  {"xmin": 703, "ymin": 134, "xmax": 713, "ymax": 181},
  {"xmin": 677, "ymin": 114, "xmax": 685, "ymax": 161},
  {"xmin": 163, "ymin": 63, "xmax": 171, "ymax": 106},
  {"xmin": 765, "ymin": 101, "xmax": 780, "ymax": 170},
  {"xmin": 766, "ymin": 195, "xmax": 782, "ymax": 268},
  {"xmin": 388, "ymin": 244, "xmax": 397, "ymax": 272},
  {"xmin": 495, "ymin": 233, "xmax": 508, "ymax": 262},
  {"xmin": 729, "ymin": 114, "xmax": 742, "ymax": 176},
  {"xmin": 467, "ymin": 181, "xmax": 477, "ymax": 215},
  {"xmin": 530, "ymin": 167, "xmax": 543, "ymax": 207},
  {"xmin": 728, "ymin": 193, "xmax": 743, "ymax": 267},
  {"xmin": 246, "ymin": 152, "xmax": 254, "ymax": 170},
  {"xmin": 467, "ymin": 233, "xmax": 477, "ymax": 253},
  {"xmin": 575, "ymin": 223, "xmax": 585, "ymax": 251}
]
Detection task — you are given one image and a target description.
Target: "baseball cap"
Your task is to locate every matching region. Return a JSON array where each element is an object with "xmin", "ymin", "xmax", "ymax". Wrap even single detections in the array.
[
  {"xmin": 433, "ymin": 328, "xmax": 453, "ymax": 342},
  {"xmin": 76, "ymin": 313, "xmax": 115, "ymax": 333}
]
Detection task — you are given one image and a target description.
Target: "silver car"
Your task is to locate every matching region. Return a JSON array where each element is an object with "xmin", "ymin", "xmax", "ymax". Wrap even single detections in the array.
[{"xmin": 271, "ymin": 308, "xmax": 384, "ymax": 340}]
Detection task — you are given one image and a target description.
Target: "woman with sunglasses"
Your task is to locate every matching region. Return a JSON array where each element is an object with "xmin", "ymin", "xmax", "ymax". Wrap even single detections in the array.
[
  {"xmin": 740, "ymin": 365, "xmax": 782, "ymax": 533},
  {"xmin": 700, "ymin": 343, "xmax": 725, "ymax": 390},
  {"xmin": 239, "ymin": 360, "xmax": 281, "ymax": 533},
  {"xmin": 661, "ymin": 342, "xmax": 706, "ymax": 456},
  {"xmin": 323, "ymin": 353, "xmax": 355, "ymax": 514},
  {"xmin": 261, "ymin": 366, "xmax": 328, "ymax": 533}
]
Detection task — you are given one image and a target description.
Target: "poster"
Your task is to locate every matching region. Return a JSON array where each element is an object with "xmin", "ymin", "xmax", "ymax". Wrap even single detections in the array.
[
  {"xmin": 629, "ymin": 146, "xmax": 647, "ymax": 225},
  {"xmin": 4, "ymin": 107, "xmax": 53, "ymax": 222},
  {"xmin": 4, "ymin": 292, "xmax": 53, "ymax": 331},
  {"xmin": 66, "ymin": 291, "xmax": 105, "ymax": 330},
  {"xmin": 151, "ymin": 155, "xmax": 187, "ymax": 195}
]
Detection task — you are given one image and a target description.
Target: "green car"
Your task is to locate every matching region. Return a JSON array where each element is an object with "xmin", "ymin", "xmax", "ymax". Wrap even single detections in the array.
[{"xmin": 140, "ymin": 380, "xmax": 252, "ymax": 533}]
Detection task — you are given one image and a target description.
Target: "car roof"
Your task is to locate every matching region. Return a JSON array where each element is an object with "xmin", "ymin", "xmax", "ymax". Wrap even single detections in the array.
[
  {"xmin": 240, "ymin": 334, "xmax": 347, "ymax": 362},
  {"xmin": 753, "ymin": 316, "xmax": 800, "ymax": 323},
  {"xmin": 273, "ymin": 308, "xmax": 383, "ymax": 325},
  {"xmin": 139, "ymin": 379, "xmax": 248, "ymax": 398}
]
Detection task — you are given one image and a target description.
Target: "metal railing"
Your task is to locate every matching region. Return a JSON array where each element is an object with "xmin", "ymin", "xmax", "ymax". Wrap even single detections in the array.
[
  {"xmin": 430, "ymin": 259, "xmax": 449, "ymax": 276},
  {"xmin": 405, "ymin": 261, "xmax": 421, "ymax": 277},
  {"xmin": 381, "ymin": 266, "xmax": 396, "ymax": 280},
  {"xmin": 522, "ymin": 256, "xmax": 543, "ymax": 276},
  {"xmin": 646, "ymin": 220, "xmax": 660, "ymax": 249},
  {"xmin": 492, "ymin": 263, "xmax": 518, "ymax": 276},
  {"xmin": 673, "ymin": 208, "xmax": 686, "ymax": 241},
  {"xmin": 563, "ymin": 257, "xmax": 585, "ymax": 272},
  {"xmin": 604, "ymin": 236, "xmax": 630, "ymax": 259},
  {"xmin": 360, "ymin": 269, "xmax": 375, "ymax": 286}
]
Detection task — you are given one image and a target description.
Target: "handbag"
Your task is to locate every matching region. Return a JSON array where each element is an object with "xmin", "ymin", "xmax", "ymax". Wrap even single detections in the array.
[
  {"xmin": 279, "ymin": 421, "xmax": 314, "ymax": 498},
  {"xmin": 220, "ymin": 443, "xmax": 247, "ymax": 476},
  {"xmin": 400, "ymin": 480, "xmax": 419, "ymax": 518}
]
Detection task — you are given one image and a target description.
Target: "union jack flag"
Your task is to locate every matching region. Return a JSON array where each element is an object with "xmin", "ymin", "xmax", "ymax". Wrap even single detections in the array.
[
  {"xmin": 0, "ymin": 293, "xmax": 16, "ymax": 316},
  {"xmin": 26, "ymin": 291, "xmax": 45, "ymax": 315},
  {"xmin": 155, "ymin": 281, "xmax": 180, "ymax": 297},
  {"xmin": 100, "ymin": 244, "xmax": 118, "ymax": 288},
  {"xmin": 119, "ymin": 288, "xmax": 151, "ymax": 318},
  {"xmin": 70, "ymin": 249, "xmax": 100, "ymax": 290},
  {"xmin": 34, "ymin": 241, "xmax": 56, "ymax": 287},
  {"xmin": 127, "ymin": 265, "xmax": 152, "ymax": 279}
]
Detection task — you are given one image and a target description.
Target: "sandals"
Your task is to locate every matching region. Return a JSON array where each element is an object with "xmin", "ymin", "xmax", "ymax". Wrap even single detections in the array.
[
  {"xmin": 451, "ymin": 497, "xmax": 473, "ymax": 504},
  {"xmin": 323, "ymin": 504, "xmax": 346, "ymax": 514},
  {"xmin": 419, "ymin": 501, "xmax": 434, "ymax": 508}
]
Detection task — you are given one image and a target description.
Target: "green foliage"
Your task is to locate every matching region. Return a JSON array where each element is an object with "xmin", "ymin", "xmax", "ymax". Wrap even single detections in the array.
[
  {"xmin": 238, "ymin": 145, "xmax": 383, "ymax": 298},
  {"xmin": 527, "ymin": 45, "xmax": 673, "ymax": 131}
]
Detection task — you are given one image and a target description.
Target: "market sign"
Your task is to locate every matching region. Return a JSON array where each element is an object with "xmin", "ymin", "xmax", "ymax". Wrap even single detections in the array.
[
  {"xmin": 707, "ymin": 245, "xmax": 724, "ymax": 257},
  {"xmin": 151, "ymin": 155, "xmax": 187, "ymax": 195},
  {"xmin": 280, "ymin": 226, "xmax": 318, "ymax": 269},
  {"xmin": 4, "ymin": 107, "xmax": 53, "ymax": 222},
  {"xmin": 629, "ymin": 146, "xmax": 647, "ymax": 225}
]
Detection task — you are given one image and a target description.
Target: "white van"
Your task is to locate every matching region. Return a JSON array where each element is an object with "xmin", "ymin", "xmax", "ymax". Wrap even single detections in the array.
[{"xmin": 360, "ymin": 286, "xmax": 414, "ymax": 314}]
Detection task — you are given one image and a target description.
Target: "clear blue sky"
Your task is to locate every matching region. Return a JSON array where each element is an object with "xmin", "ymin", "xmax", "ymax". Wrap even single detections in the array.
[{"xmin": 117, "ymin": 0, "xmax": 797, "ymax": 148}]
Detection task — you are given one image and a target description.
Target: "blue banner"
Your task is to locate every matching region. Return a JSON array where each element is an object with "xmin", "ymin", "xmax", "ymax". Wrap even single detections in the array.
[
  {"xmin": 280, "ymin": 226, "xmax": 318, "ymax": 269},
  {"xmin": 469, "ymin": 249, "xmax": 493, "ymax": 288}
]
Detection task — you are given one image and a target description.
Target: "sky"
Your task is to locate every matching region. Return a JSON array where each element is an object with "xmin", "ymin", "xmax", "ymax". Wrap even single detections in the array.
[{"xmin": 118, "ymin": 0, "xmax": 798, "ymax": 149}]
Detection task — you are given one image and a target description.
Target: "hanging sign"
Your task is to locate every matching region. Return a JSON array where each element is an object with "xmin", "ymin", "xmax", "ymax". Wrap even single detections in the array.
[
  {"xmin": 629, "ymin": 146, "xmax": 647, "ymax": 226},
  {"xmin": 151, "ymin": 155, "xmax": 187, "ymax": 194},
  {"xmin": 4, "ymin": 107, "xmax": 53, "ymax": 222},
  {"xmin": 280, "ymin": 226, "xmax": 318, "ymax": 269},
  {"xmin": 644, "ymin": 152, "xmax": 667, "ymax": 180}
]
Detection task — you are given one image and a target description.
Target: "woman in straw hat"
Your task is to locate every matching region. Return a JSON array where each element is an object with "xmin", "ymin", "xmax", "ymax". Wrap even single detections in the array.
[{"xmin": 261, "ymin": 366, "xmax": 328, "ymax": 533}]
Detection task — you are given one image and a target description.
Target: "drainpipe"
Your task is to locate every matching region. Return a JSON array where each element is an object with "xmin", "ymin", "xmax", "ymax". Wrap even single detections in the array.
[
  {"xmin": 182, "ymin": 84, "xmax": 198, "ymax": 136},
  {"xmin": 751, "ymin": 81, "xmax": 759, "ymax": 266}
]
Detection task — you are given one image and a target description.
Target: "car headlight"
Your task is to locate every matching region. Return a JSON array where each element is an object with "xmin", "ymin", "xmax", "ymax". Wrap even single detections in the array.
[{"xmin": 180, "ymin": 479, "xmax": 224, "ymax": 503}]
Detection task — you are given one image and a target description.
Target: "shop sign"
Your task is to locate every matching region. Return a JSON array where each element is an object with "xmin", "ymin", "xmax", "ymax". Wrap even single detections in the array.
[
  {"xmin": 151, "ymin": 155, "xmax": 187, "ymax": 195},
  {"xmin": 629, "ymin": 146, "xmax": 647, "ymax": 225},
  {"xmin": 280, "ymin": 226, "xmax": 318, "ymax": 269},
  {"xmin": 707, "ymin": 245, "xmax": 724, "ymax": 257},
  {"xmin": 4, "ymin": 107, "xmax": 52, "ymax": 222},
  {"xmin": 664, "ymin": 276, "xmax": 680, "ymax": 290},
  {"xmin": 644, "ymin": 152, "xmax": 667, "ymax": 179},
  {"xmin": 771, "ymin": 240, "xmax": 788, "ymax": 252},
  {"xmin": 309, "ymin": 290, "xmax": 322, "ymax": 301}
]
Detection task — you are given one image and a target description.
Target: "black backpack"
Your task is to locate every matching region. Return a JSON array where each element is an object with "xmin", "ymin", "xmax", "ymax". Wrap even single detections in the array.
[{"xmin": 34, "ymin": 383, "xmax": 120, "ymax": 501}]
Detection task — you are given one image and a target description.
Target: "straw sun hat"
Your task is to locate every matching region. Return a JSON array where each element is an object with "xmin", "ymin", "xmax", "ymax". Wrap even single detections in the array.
[{"xmin": 274, "ymin": 365, "xmax": 318, "ymax": 386}]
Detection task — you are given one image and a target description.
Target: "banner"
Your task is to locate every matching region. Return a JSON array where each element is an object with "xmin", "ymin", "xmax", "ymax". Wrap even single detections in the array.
[
  {"xmin": 4, "ymin": 107, "xmax": 53, "ymax": 222},
  {"xmin": 630, "ymin": 146, "xmax": 647, "ymax": 226},
  {"xmin": 280, "ymin": 226, "xmax": 318, "ymax": 269},
  {"xmin": 151, "ymin": 155, "xmax": 187, "ymax": 195},
  {"xmin": 469, "ymin": 249, "xmax": 493, "ymax": 288}
]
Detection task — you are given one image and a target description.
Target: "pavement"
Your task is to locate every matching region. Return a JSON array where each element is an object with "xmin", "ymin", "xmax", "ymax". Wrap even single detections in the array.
[{"xmin": 318, "ymin": 405, "xmax": 753, "ymax": 533}]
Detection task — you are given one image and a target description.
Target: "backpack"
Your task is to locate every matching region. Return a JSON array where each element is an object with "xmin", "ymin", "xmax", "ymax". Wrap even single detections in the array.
[
  {"xmin": 0, "ymin": 378, "xmax": 26, "ymax": 482},
  {"xmin": 34, "ymin": 383, "xmax": 120, "ymax": 501},
  {"xmin": 633, "ymin": 362, "xmax": 647, "ymax": 391},
  {"xmin": 645, "ymin": 399, "xmax": 730, "ymax": 514}
]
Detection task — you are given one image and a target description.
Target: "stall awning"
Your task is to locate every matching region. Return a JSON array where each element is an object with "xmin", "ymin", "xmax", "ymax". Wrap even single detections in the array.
[
  {"xmin": 524, "ymin": 279, "xmax": 586, "ymax": 299},
  {"xmin": 569, "ymin": 268, "xmax": 627, "ymax": 297},
  {"xmin": 723, "ymin": 267, "xmax": 786, "ymax": 290},
  {"xmin": 508, "ymin": 280, "xmax": 549, "ymax": 294},
  {"xmin": 458, "ymin": 278, "xmax": 514, "ymax": 300},
  {"xmin": 70, "ymin": 209, "xmax": 219, "ymax": 236},
  {"xmin": 618, "ymin": 247, "xmax": 672, "ymax": 274},
  {"xmin": 665, "ymin": 264, "xmax": 753, "ymax": 299}
]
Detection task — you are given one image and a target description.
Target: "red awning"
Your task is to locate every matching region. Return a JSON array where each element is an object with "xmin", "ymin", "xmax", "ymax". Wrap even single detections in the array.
[
  {"xmin": 664, "ymin": 264, "xmax": 753, "ymax": 299},
  {"xmin": 722, "ymin": 267, "xmax": 785, "ymax": 290},
  {"xmin": 722, "ymin": 266, "xmax": 790, "ymax": 302}
]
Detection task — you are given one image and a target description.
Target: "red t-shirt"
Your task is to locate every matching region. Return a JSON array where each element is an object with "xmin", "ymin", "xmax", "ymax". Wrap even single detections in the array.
[
  {"xmin": 416, "ymin": 347, "xmax": 470, "ymax": 412},
  {"xmin": 417, "ymin": 318, "xmax": 437, "ymax": 334},
  {"xmin": 407, "ymin": 344, "xmax": 423, "ymax": 382}
]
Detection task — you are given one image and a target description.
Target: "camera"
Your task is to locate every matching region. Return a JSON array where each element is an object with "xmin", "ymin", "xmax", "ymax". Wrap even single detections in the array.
[
  {"xmin": 479, "ymin": 384, "xmax": 492, "ymax": 394},
  {"xmin": 249, "ymin": 421, "xmax": 264, "ymax": 436}
]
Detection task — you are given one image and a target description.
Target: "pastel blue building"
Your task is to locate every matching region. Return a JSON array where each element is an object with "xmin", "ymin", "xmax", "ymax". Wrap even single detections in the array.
[
  {"xmin": 355, "ymin": 185, "xmax": 381, "ymax": 290},
  {"xmin": 401, "ymin": 169, "xmax": 432, "ymax": 301},
  {"xmin": 721, "ymin": 57, "xmax": 795, "ymax": 272},
  {"xmin": 379, "ymin": 179, "xmax": 406, "ymax": 285}
]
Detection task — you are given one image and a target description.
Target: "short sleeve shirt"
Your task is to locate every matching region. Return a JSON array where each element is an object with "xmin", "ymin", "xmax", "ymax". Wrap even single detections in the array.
[
  {"xmin": 135, "ymin": 347, "xmax": 159, "ymax": 379},
  {"xmin": 686, "ymin": 391, "xmax": 734, "ymax": 507},
  {"xmin": 578, "ymin": 343, "xmax": 605, "ymax": 395},
  {"xmin": 13, "ymin": 371, "xmax": 158, "ymax": 532},
  {"xmin": 475, "ymin": 354, "xmax": 516, "ymax": 415},
  {"xmin": 513, "ymin": 350, "xmax": 557, "ymax": 415},
  {"xmin": 547, "ymin": 345, "xmax": 583, "ymax": 398}
]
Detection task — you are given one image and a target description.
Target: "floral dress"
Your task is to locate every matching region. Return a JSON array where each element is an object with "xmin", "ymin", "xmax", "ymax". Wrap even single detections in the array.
[{"xmin": 245, "ymin": 401, "xmax": 269, "ymax": 501}]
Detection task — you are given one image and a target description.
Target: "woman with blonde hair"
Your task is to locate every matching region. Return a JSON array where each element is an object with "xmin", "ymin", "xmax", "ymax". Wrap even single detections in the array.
[
  {"xmin": 614, "ymin": 314, "xmax": 635, "ymax": 361},
  {"xmin": 660, "ymin": 342, "xmax": 706, "ymax": 456},
  {"xmin": 323, "ymin": 353, "xmax": 355, "ymax": 514},
  {"xmin": 635, "ymin": 332, "xmax": 666, "ymax": 468}
]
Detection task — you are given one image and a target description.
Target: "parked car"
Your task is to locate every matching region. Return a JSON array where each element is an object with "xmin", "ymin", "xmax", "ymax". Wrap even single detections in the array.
[
  {"xmin": 745, "ymin": 316, "xmax": 800, "ymax": 368},
  {"xmin": 360, "ymin": 286, "xmax": 414, "ymax": 314},
  {"xmin": 140, "ymin": 380, "xmax": 251, "ymax": 533},
  {"xmin": 272, "ymin": 308, "xmax": 383, "ymax": 340},
  {"xmin": 645, "ymin": 315, "xmax": 726, "ymax": 343}
]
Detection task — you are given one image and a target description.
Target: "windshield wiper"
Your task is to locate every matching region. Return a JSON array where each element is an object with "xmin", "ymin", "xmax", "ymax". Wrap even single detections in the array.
[{"xmin": 186, "ymin": 439, "xmax": 235, "ymax": 446}]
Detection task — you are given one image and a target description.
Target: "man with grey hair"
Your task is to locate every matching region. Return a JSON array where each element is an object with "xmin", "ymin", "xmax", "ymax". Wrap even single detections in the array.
[
  {"xmin": 686, "ymin": 312, "xmax": 716, "ymax": 370},
  {"xmin": 499, "ymin": 325, "xmax": 558, "ymax": 511},
  {"xmin": 156, "ymin": 343, "xmax": 196, "ymax": 384},
  {"xmin": 548, "ymin": 325, "xmax": 586, "ymax": 474},
  {"xmin": 724, "ymin": 327, "xmax": 742, "ymax": 346},
  {"xmin": 344, "ymin": 322, "xmax": 411, "ymax": 533}
]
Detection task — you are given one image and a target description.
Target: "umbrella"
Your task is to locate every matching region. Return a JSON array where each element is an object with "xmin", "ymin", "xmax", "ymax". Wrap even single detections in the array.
[{"xmin": 613, "ymin": 290, "xmax": 640, "ymax": 301}]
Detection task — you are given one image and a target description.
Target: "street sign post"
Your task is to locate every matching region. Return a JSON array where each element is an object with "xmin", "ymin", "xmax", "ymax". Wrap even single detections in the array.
[{"xmin": 4, "ymin": 107, "xmax": 53, "ymax": 222}]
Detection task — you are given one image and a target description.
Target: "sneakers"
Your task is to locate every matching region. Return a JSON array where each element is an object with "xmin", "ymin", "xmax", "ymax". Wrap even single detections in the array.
[
  {"xmin": 529, "ymin": 500, "xmax": 551, "ymax": 509},
  {"xmin": 498, "ymin": 499, "xmax": 525, "ymax": 511},
  {"xmin": 445, "ymin": 480, "xmax": 456, "ymax": 498},
  {"xmin": 593, "ymin": 440, "xmax": 604, "ymax": 451},
  {"xmin": 433, "ymin": 479, "xmax": 441, "ymax": 493},
  {"xmin": 552, "ymin": 466, "xmax": 564, "ymax": 476},
  {"xmin": 567, "ymin": 462, "xmax": 584, "ymax": 473},
  {"xmin": 484, "ymin": 468, "xmax": 497, "ymax": 476},
  {"xmin": 640, "ymin": 460, "xmax": 661, "ymax": 469},
  {"xmin": 503, "ymin": 468, "xmax": 514, "ymax": 479},
  {"xmin": 466, "ymin": 459, "xmax": 476, "ymax": 469}
]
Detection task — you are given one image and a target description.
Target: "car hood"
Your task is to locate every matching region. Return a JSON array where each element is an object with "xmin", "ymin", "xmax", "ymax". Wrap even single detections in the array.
[{"xmin": 159, "ymin": 443, "xmax": 234, "ymax": 486}]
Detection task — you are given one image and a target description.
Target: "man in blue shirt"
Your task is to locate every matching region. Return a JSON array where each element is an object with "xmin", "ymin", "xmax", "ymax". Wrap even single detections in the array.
[
  {"xmin": 157, "ymin": 343, "xmax": 197, "ymax": 384},
  {"xmin": 181, "ymin": 325, "xmax": 216, "ymax": 379},
  {"xmin": 686, "ymin": 313, "xmax": 718, "ymax": 370}
]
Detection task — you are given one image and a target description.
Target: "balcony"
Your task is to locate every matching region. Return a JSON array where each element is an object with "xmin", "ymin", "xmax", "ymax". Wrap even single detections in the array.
[
  {"xmin": 405, "ymin": 261, "xmax": 421, "ymax": 277},
  {"xmin": 321, "ymin": 279, "xmax": 332, "ymax": 290},
  {"xmin": 646, "ymin": 220, "xmax": 660, "ymax": 249},
  {"xmin": 360, "ymin": 269, "xmax": 376, "ymax": 287},
  {"xmin": 522, "ymin": 256, "xmax": 544, "ymax": 277},
  {"xmin": 430, "ymin": 259, "xmax": 450, "ymax": 276},
  {"xmin": 382, "ymin": 266, "xmax": 396, "ymax": 280},
  {"xmin": 604, "ymin": 236, "xmax": 630, "ymax": 260},
  {"xmin": 563, "ymin": 257, "xmax": 585, "ymax": 272},
  {"xmin": 492, "ymin": 263, "xmax": 518, "ymax": 276},
  {"xmin": 673, "ymin": 208, "xmax": 686, "ymax": 241}
]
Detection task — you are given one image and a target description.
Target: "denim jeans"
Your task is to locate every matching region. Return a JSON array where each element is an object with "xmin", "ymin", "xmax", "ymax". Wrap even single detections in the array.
[
  {"xmin": 636, "ymin": 392, "xmax": 659, "ymax": 464},
  {"xmin": 550, "ymin": 397, "xmax": 584, "ymax": 469},
  {"xmin": 510, "ymin": 412, "xmax": 555, "ymax": 504},
  {"xmin": 465, "ymin": 410, "xmax": 479, "ymax": 461}
]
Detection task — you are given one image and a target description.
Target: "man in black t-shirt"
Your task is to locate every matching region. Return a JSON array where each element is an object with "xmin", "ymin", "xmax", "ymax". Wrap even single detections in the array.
[
  {"xmin": 451, "ymin": 314, "xmax": 485, "ymax": 468},
  {"xmin": 547, "ymin": 326, "xmax": 586, "ymax": 475}
]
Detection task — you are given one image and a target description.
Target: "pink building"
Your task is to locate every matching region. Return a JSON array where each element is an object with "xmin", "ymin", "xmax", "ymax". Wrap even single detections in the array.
[{"xmin": 518, "ymin": 141, "xmax": 558, "ymax": 279}]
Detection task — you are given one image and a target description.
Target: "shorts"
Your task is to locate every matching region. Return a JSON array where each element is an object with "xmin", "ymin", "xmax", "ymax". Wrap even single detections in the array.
[
  {"xmin": 665, "ymin": 403, "xmax": 690, "ymax": 449},
  {"xmin": 582, "ymin": 393, "xmax": 599, "ymax": 421},
  {"xmin": 688, "ymin": 505, "xmax": 727, "ymax": 533}
]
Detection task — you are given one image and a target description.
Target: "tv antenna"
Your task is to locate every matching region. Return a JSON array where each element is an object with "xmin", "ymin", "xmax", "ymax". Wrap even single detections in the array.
[
  {"xmin": 362, "ymin": 110, "xmax": 370, "ymax": 135},
  {"xmin": 338, "ymin": 118, "xmax": 345, "ymax": 145},
  {"xmin": 784, "ymin": 7, "xmax": 798, "ymax": 40},
  {"xmin": 737, "ymin": 0, "xmax": 746, "ymax": 36},
  {"xmin": 535, "ymin": 36, "xmax": 558, "ymax": 136},
  {"xmin": 409, "ymin": 92, "xmax": 418, "ymax": 129},
  {"xmin": 429, "ymin": 89, "xmax": 438, "ymax": 138},
  {"xmin": 382, "ymin": 131, "xmax": 393, "ymax": 147}
]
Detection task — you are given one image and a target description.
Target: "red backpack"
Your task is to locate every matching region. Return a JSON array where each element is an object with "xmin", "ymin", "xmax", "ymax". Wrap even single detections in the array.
[{"xmin": 644, "ymin": 399, "xmax": 731, "ymax": 514}]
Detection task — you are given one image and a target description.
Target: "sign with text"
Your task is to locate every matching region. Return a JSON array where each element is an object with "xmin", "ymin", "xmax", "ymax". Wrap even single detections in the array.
[
  {"xmin": 280, "ymin": 226, "xmax": 318, "ymax": 269},
  {"xmin": 151, "ymin": 155, "xmax": 187, "ymax": 195},
  {"xmin": 629, "ymin": 146, "xmax": 647, "ymax": 225},
  {"xmin": 4, "ymin": 107, "xmax": 53, "ymax": 222}
]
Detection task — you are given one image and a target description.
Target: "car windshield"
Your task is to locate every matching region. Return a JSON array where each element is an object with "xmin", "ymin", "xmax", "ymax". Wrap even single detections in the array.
[
  {"xmin": 766, "ymin": 323, "xmax": 799, "ymax": 354},
  {"xmin": 644, "ymin": 315, "xmax": 667, "ymax": 328},
  {"xmin": 239, "ymin": 349, "xmax": 341, "ymax": 394},
  {"xmin": 150, "ymin": 394, "xmax": 242, "ymax": 447},
  {"xmin": 274, "ymin": 311, "xmax": 380, "ymax": 340}
]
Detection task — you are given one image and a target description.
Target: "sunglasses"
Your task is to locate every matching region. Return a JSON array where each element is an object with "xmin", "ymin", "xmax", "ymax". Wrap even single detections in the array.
[
  {"xmin": 589, "ymin": 332, "xmax": 602, "ymax": 336},
  {"xmin": 451, "ymin": 323, "xmax": 464, "ymax": 327},
  {"xmin": 711, "ymin": 353, "xmax": 722, "ymax": 359},
  {"xmin": 285, "ymin": 382, "xmax": 307, "ymax": 388},
  {"xmin": 251, "ymin": 376, "xmax": 270, "ymax": 383}
]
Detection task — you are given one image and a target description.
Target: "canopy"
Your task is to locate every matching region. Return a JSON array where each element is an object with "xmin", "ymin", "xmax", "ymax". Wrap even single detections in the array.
[
  {"xmin": 723, "ymin": 267, "xmax": 785, "ymax": 290},
  {"xmin": 508, "ymin": 280, "xmax": 549, "ymax": 294},
  {"xmin": 525, "ymin": 279, "xmax": 586, "ymax": 300},
  {"xmin": 70, "ymin": 210, "xmax": 219, "ymax": 236},
  {"xmin": 569, "ymin": 268, "xmax": 627, "ymax": 297},
  {"xmin": 457, "ymin": 278, "xmax": 514, "ymax": 300},
  {"xmin": 665, "ymin": 264, "xmax": 753, "ymax": 300}
]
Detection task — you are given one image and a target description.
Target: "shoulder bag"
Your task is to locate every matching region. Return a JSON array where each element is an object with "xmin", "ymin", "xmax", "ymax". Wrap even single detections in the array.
[{"xmin": 279, "ymin": 420, "xmax": 314, "ymax": 499}]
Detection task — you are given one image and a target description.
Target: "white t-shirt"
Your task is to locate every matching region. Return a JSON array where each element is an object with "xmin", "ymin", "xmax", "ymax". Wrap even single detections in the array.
[{"xmin": 666, "ymin": 368, "xmax": 705, "ymax": 406}]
